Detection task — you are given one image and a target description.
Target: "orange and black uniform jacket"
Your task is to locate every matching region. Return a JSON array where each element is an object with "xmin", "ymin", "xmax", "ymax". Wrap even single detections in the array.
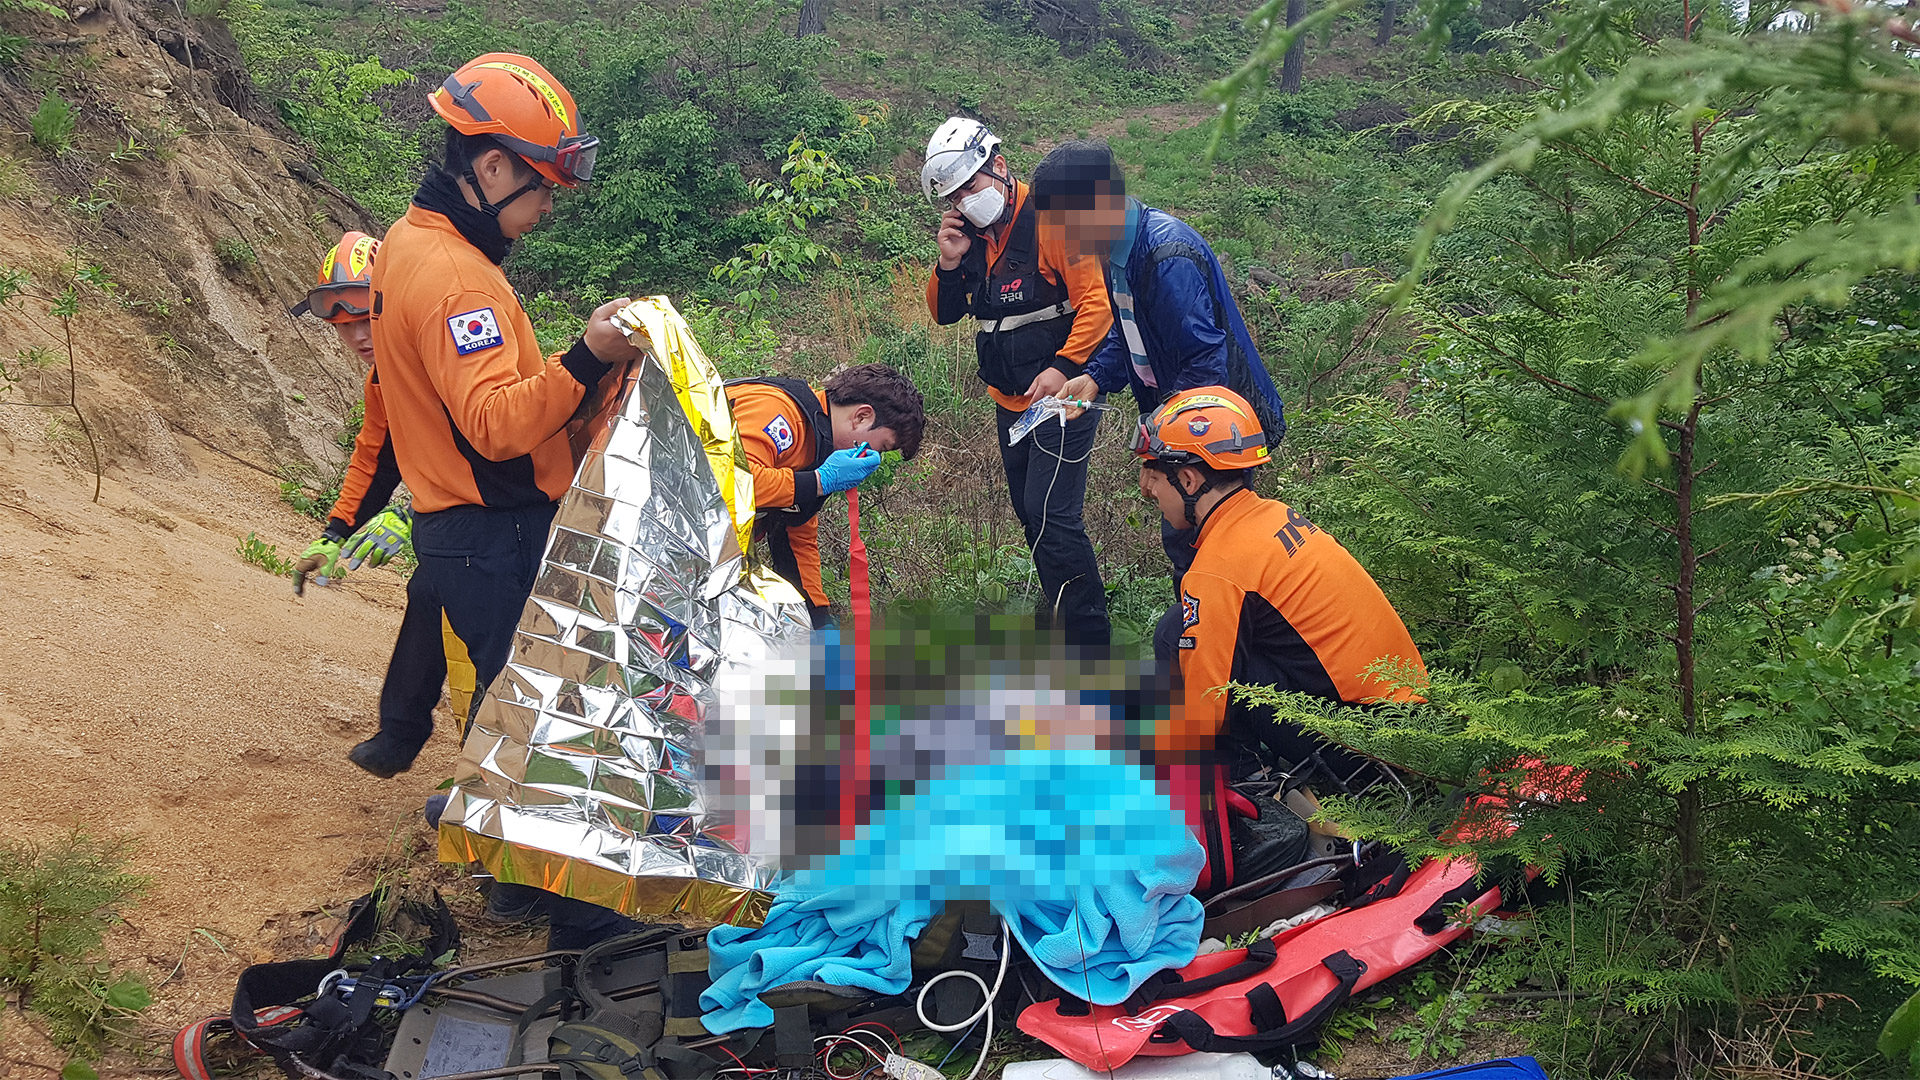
[
  {"xmin": 1168, "ymin": 487, "xmax": 1427, "ymax": 759},
  {"xmin": 726, "ymin": 380, "xmax": 832, "ymax": 615},
  {"xmin": 1165, "ymin": 487, "xmax": 1426, "ymax": 893},
  {"xmin": 369, "ymin": 204, "xmax": 611, "ymax": 513},
  {"xmin": 320, "ymin": 368, "xmax": 402, "ymax": 542},
  {"xmin": 925, "ymin": 180, "xmax": 1113, "ymax": 412}
]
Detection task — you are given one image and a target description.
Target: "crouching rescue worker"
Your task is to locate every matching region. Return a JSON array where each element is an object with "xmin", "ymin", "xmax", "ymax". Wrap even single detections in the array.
[
  {"xmin": 1137, "ymin": 387, "xmax": 1425, "ymax": 896},
  {"xmin": 922, "ymin": 117, "xmax": 1115, "ymax": 653},
  {"xmin": 289, "ymin": 232, "xmax": 485, "ymax": 734},
  {"xmin": 725, "ymin": 364, "xmax": 925, "ymax": 627},
  {"xmin": 1036, "ymin": 140, "xmax": 1288, "ymax": 584}
]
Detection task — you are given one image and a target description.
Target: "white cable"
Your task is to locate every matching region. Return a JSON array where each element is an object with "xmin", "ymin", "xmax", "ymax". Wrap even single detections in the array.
[
  {"xmin": 913, "ymin": 921, "xmax": 1010, "ymax": 1080},
  {"xmin": 1021, "ymin": 409, "xmax": 1095, "ymax": 615}
]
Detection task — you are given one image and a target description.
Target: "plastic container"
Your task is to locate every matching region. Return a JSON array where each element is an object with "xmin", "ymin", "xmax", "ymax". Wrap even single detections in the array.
[{"xmin": 1003, "ymin": 1052, "xmax": 1275, "ymax": 1080}]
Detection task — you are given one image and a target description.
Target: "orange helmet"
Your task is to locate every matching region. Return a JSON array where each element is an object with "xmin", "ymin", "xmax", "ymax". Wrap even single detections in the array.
[
  {"xmin": 290, "ymin": 231, "xmax": 378, "ymax": 324},
  {"xmin": 1133, "ymin": 387, "xmax": 1270, "ymax": 472},
  {"xmin": 430, "ymin": 53, "xmax": 597, "ymax": 187}
]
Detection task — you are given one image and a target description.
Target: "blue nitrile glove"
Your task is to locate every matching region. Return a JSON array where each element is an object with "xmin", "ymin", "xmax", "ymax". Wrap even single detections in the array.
[
  {"xmin": 341, "ymin": 504, "xmax": 414, "ymax": 570},
  {"xmin": 814, "ymin": 443, "xmax": 883, "ymax": 495},
  {"xmin": 293, "ymin": 536, "xmax": 344, "ymax": 595}
]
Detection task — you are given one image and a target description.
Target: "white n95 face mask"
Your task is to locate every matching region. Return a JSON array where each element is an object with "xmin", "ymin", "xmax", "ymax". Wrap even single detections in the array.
[{"xmin": 958, "ymin": 184, "xmax": 1007, "ymax": 228}]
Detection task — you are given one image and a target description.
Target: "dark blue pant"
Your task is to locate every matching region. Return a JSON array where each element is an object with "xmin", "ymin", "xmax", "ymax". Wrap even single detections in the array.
[
  {"xmin": 374, "ymin": 502, "xmax": 557, "ymax": 757},
  {"xmin": 995, "ymin": 404, "xmax": 1110, "ymax": 654}
]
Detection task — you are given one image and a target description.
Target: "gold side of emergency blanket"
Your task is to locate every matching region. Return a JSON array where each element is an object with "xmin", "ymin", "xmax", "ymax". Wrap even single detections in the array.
[{"xmin": 438, "ymin": 296, "xmax": 809, "ymax": 926}]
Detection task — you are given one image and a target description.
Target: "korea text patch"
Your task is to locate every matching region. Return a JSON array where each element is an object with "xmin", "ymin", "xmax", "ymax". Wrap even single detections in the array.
[{"xmin": 448, "ymin": 307, "xmax": 505, "ymax": 355}]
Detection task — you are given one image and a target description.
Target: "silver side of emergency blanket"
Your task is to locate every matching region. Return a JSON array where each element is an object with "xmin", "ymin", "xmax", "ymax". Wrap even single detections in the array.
[{"xmin": 438, "ymin": 297, "xmax": 810, "ymax": 927}]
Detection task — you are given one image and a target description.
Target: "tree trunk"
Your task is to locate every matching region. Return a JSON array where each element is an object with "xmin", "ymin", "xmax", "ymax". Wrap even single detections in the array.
[
  {"xmin": 1280, "ymin": 0, "xmax": 1307, "ymax": 93},
  {"xmin": 797, "ymin": 0, "xmax": 826, "ymax": 36},
  {"xmin": 1377, "ymin": 0, "xmax": 1397, "ymax": 44}
]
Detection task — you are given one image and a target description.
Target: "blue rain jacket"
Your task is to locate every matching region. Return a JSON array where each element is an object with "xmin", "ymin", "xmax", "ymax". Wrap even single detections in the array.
[{"xmin": 1087, "ymin": 200, "xmax": 1287, "ymax": 434}]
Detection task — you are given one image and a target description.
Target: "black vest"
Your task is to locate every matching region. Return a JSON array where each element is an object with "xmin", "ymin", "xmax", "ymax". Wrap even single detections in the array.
[
  {"xmin": 965, "ymin": 196, "xmax": 1074, "ymax": 397},
  {"xmin": 726, "ymin": 376, "xmax": 833, "ymax": 533}
]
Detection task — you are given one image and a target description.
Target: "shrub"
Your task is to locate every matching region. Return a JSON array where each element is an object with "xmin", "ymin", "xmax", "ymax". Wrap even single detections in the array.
[
  {"xmin": 237, "ymin": 532, "xmax": 295, "ymax": 575},
  {"xmin": 214, "ymin": 235, "xmax": 257, "ymax": 272},
  {"xmin": 0, "ymin": 833, "xmax": 152, "ymax": 1070},
  {"xmin": 30, "ymin": 90, "xmax": 75, "ymax": 156}
]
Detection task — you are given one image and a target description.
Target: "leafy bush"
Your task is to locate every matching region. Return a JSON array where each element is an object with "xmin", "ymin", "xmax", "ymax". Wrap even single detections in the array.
[
  {"xmin": 0, "ymin": 833, "xmax": 151, "ymax": 1070},
  {"xmin": 213, "ymin": 235, "xmax": 256, "ymax": 272},
  {"xmin": 30, "ymin": 90, "xmax": 75, "ymax": 156},
  {"xmin": 238, "ymin": 532, "xmax": 295, "ymax": 576}
]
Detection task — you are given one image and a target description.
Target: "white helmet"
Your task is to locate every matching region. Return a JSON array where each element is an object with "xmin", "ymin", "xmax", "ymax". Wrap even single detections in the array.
[{"xmin": 920, "ymin": 116, "xmax": 1002, "ymax": 201}]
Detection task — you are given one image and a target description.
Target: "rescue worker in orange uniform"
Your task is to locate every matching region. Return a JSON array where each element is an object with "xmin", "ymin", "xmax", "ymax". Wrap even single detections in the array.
[
  {"xmin": 366, "ymin": 53, "xmax": 649, "ymax": 947},
  {"xmin": 725, "ymin": 364, "xmax": 926, "ymax": 627},
  {"xmin": 921, "ymin": 117, "xmax": 1115, "ymax": 652},
  {"xmin": 1136, "ymin": 387, "xmax": 1426, "ymax": 894},
  {"xmin": 289, "ymin": 233, "xmax": 484, "ymax": 734},
  {"xmin": 354, "ymin": 53, "xmax": 640, "ymax": 785}
]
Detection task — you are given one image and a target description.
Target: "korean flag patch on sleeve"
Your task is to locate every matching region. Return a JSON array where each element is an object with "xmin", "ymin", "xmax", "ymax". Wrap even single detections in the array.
[
  {"xmin": 763, "ymin": 413, "xmax": 796, "ymax": 454},
  {"xmin": 447, "ymin": 307, "xmax": 504, "ymax": 355}
]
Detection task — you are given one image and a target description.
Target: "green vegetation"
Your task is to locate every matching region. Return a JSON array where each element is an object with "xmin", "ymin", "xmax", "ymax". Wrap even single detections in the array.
[
  {"xmin": 200, "ymin": 0, "xmax": 1920, "ymax": 1070},
  {"xmin": 213, "ymin": 234, "xmax": 258, "ymax": 272},
  {"xmin": 0, "ymin": 833, "xmax": 152, "ymax": 1076},
  {"xmin": 238, "ymin": 531, "xmax": 296, "ymax": 575},
  {"xmin": 29, "ymin": 89, "xmax": 74, "ymax": 155}
]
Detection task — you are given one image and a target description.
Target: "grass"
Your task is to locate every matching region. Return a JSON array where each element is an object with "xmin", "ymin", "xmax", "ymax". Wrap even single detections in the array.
[
  {"xmin": 214, "ymin": 235, "xmax": 258, "ymax": 272},
  {"xmin": 29, "ymin": 90, "xmax": 75, "ymax": 156},
  {"xmin": 237, "ymin": 532, "xmax": 296, "ymax": 576}
]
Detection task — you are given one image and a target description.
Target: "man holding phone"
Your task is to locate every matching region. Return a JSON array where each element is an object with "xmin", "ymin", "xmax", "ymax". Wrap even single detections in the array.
[{"xmin": 921, "ymin": 117, "xmax": 1115, "ymax": 653}]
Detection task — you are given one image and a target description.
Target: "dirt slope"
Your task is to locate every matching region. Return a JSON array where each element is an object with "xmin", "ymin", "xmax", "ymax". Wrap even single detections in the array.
[{"xmin": 0, "ymin": 1, "xmax": 470, "ymax": 1071}]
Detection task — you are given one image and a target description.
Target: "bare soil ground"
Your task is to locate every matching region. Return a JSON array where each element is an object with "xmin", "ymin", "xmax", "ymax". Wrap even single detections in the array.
[{"xmin": 0, "ymin": 439, "xmax": 485, "ymax": 1076}]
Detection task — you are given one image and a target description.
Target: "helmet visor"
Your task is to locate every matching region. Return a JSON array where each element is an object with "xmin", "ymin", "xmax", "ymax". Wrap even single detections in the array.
[{"xmin": 306, "ymin": 283, "xmax": 372, "ymax": 323}]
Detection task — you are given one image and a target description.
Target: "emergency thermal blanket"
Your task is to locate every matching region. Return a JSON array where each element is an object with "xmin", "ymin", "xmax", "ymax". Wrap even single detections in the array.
[{"xmin": 437, "ymin": 297, "xmax": 812, "ymax": 926}]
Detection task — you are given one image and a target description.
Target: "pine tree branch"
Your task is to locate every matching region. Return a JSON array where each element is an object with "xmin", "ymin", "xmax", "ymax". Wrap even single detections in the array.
[
  {"xmin": 1489, "ymin": 230, "xmax": 1572, "ymax": 279},
  {"xmin": 1564, "ymin": 143, "xmax": 1694, "ymax": 213},
  {"xmin": 1583, "ymin": 205, "xmax": 1657, "ymax": 261}
]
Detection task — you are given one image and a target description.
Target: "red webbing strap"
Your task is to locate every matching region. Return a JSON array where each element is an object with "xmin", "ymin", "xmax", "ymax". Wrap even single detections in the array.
[{"xmin": 841, "ymin": 489, "xmax": 872, "ymax": 845}]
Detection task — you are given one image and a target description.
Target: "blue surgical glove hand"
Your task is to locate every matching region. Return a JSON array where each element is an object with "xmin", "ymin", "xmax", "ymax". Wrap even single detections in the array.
[
  {"xmin": 342, "ymin": 504, "xmax": 414, "ymax": 570},
  {"xmin": 813, "ymin": 444, "xmax": 883, "ymax": 495}
]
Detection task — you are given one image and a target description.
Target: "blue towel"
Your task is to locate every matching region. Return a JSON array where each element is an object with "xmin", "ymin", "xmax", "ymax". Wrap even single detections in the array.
[
  {"xmin": 701, "ymin": 742, "xmax": 1205, "ymax": 1031},
  {"xmin": 702, "ymin": 885, "xmax": 935, "ymax": 1033},
  {"xmin": 1001, "ymin": 835, "xmax": 1205, "ymax": 1005}
]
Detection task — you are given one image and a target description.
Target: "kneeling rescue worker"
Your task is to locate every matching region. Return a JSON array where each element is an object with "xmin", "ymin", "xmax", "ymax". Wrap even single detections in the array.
[
  {"xmin": 355, "ymin": 51, "xmax": 640, "ymax": 782},
  {"xmin": 725, "ymin": 363, "xmax": 926, "ymax": 627},
  {"xmin": 1137, "ymin": 387, "xmax": 1427, "ymax": 896}
]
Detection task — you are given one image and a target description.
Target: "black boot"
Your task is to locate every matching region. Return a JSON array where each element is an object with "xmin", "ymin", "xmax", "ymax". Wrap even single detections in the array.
[{"xmin": 348, "ymin": 737, "xmax": 417, "ymax": 778}]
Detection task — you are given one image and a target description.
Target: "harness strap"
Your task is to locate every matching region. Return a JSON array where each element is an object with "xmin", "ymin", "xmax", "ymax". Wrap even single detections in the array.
[
  {"xmin": 1122, "ymin": 938, "xmax": 1278, "ymax": 1015},
  {"xmin": 1156, "ymin": 951, "xmax": 1365, "ymax": 1055},
  {"xmin": 977, "ymin": 301, "xmax": 1074, "ymax": 334}
]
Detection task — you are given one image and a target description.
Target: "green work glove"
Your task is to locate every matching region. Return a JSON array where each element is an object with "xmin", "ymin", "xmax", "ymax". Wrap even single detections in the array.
[
  {"xmin": 293, "ymin": 536, "xmax": 343, "ymax": 596},
  {"xmin": 342, "ymin": 504, "xmax": 414, "ymax": 570}
]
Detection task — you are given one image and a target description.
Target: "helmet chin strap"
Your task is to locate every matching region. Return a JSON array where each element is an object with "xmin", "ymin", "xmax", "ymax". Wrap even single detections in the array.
[{"xmin": 463, "ymin": 159, "xmax": 544, "ymax": 218}]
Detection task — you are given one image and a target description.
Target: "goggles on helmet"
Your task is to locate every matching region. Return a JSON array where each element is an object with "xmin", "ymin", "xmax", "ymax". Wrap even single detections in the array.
[
  {"xmin": 294, "ymin": 283, "xmax": 373, "ymax": 323},
  {"xmin": 438, "ymin": 72, "xmax": 601, "ymax": 185}
]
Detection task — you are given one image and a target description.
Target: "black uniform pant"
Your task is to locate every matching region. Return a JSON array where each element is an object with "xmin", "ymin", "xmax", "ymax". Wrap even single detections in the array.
[
  {"xmin": 373, "ymin": 501, "xmax": 558, "ymax": 758},
  {"xmin": 389, "ymin": 500, "xmax": 641, "ymax": 947},
  {"xmin": 995, "ymin": 404, "xmax": 1110, "ymax": 654}
]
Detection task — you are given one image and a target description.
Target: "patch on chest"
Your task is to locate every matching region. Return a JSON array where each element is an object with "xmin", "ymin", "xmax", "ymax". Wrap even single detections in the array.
[
  {"xmin": 763, "ymin": 413, "xmax": 796, "ymax": 454},
  {"xmin": 447, "ymin": 307, "xmax": 504, "ymax": 355}
]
